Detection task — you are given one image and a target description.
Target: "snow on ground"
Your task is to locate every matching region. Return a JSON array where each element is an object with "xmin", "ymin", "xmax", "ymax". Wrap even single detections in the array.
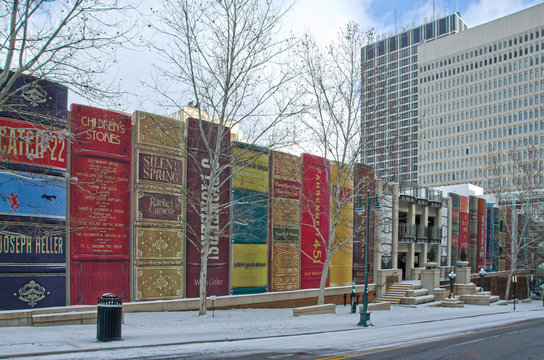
[{"xmin": 1, "ymin": 300, "xmax": 543, "ymax": 359}]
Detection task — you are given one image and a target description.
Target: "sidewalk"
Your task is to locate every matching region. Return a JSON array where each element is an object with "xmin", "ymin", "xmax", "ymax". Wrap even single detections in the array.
[{"xmin": 1, "ymin": 300, "xmax": 543, "ymax": 359}]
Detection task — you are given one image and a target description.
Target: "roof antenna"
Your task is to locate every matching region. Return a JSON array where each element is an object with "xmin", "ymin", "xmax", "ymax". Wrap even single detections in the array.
[
  {"xmin": 394, "ymin": 8, "xmax": 397, "ymax": 32},
  {"xmin": 433, "ymin": 0, "xmax": 436, "ymax": 19}
]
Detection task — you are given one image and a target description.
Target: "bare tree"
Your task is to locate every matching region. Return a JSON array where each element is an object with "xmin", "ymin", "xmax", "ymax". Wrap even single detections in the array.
[
  {"xmin": 297, "ymin": 22, "xmax": 376, "ymax": 305},
  {"xmin": 150, "ymin": 0, "xmax": 299, "ymax": 315},
  {"xmin": 0, "ymin": 0, "xmax": 133, "ymax": 112},
  {"xmin": 486, "ymin": 144, "xmax": 544, "ymax": 299}
]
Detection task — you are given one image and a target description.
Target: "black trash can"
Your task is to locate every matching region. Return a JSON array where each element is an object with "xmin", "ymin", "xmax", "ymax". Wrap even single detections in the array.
[{"xmin": 97, "ymin": 293, "xmax": 123, "ymax": 341}]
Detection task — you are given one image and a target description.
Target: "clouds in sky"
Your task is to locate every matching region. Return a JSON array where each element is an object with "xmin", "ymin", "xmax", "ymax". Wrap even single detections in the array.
[
  {"xmin": 286, "ymin": 0, "xmax": 543, "ymax": 46},
  {"xmin": 70, "ymin": 0, "xmax": 542, "ymax": 112},
  {"xmin": 461, "ymin": 0, "xmax": 543, "ymax": 26}
]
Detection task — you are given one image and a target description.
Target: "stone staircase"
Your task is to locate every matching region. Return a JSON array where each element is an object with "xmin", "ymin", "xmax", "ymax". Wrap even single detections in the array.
[
  {"xmin": 374, "ymin": 281, "xmax": 417, "ymax": 304},
  {"xmin": 375, "ymin": 281, "xmax": 438, "ymax": 306},
  {"xmin": 455, "ymin": 283, "xmax": 501, "ymax": 305},
  {"xmin": 401, "ymin": 286, "xmax": 436, "ymax": 305}
]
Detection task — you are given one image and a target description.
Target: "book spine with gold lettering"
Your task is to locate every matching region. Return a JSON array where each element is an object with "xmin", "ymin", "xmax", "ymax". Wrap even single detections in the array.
[
  {"xmin": 0, "ymin": 76, "xmax": 68, "ymax": 310},
  {"xmin": 269, "ymin": 151, "xmax": 301, "ymax": 292},
  {"xmin": 132, "ymin": 111, "xmax": 186, "ymax": 301},
  {"xmin": 352, "ymin": 164, "xmax": 375, "ymax": 284},
  {"xmin": 231, "ymin": 142, "xmax": 269, "ymax": 295},
  {"xmin": 449, "ymin": 193, "xmax": 460, "ymax": 265},
  {"xmin": 459, "ymin": 195, "xmax": 469, "ymax": 262},
  {"xmin": 300, "ymin": 154, "xmax": 329, "ymax": 289},
  {"xmin": 185, "ymin": 117, "xmax": 231, "ymax": 298},
  {"xmin": 70, "ymin": 104, "xmax": 132, "ymax": 305},
  {"xmin": 469, "ymin": 196, "xmax": 478, "ymax": 269},
  {"xmin": 329, "ymin": 162, "xmax": 353, "ymax": 287},
  {"xmin": 477, "ymin": 198, "xmax": 487, "ymax": 271}
]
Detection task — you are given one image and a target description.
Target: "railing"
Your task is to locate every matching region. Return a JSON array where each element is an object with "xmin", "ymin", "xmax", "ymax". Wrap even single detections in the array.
[
  {"xmin": 428, "ymin": 188, "xmax": 443, "ymax": 203},
  {"xmin": 415, "ymin": 225, "xmax": 428, "ymax": 243},
  {"xmin": 399, "ymin": 224, "xmax": 416, "ymax": 242},
  {"xmin": 399, "ymin": 186, "xmax": 443, "ymax": 207},
  {"xmin": 400, "ymin": 224, "xmax": 442, "ymax": 244},
  {"xmin": 428, "ymin": 226, "xmax": 442, "ymax": 244}
]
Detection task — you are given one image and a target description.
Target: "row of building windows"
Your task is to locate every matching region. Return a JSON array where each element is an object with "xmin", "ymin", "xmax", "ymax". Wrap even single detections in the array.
[
  {"xmin": 421, "ymin": 50, "xmax": 544, "ymax": 85},
  {"xmin": 418, "ymin": 26, "xmax": 544, "ymax": 188},
  {"xmin": 422, "ymin": 141, "xmax": 544, "ymax": 171},
  {"xmin": 365, "ymin": 14, "xmax": 463, "ymax": 60},
  {"xmin": 420, "ymin": 27, "xmax": 544, "ymax": 73},
  {"xmin": 423, "ymin": 172, "xmax": 544, "ymax": 189},
  {"xmin": 422, "ymin": 56, "xmax": 542, "ymax": 91},
  {"xmin": 422, "ymin": 118, "xmax": 544, "ymax": 145}
]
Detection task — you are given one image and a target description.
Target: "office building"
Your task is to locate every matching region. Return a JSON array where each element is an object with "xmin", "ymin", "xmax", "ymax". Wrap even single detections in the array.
[
  {"xmin": 418, "ymin": 4, "xmax": 544, "ymax": 190},
  {"xmin": 361, "ymin": 12, "xmax": 468, "ymax": 188}
]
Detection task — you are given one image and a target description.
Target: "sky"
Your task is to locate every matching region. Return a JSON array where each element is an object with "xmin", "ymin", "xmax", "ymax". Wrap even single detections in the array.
[
  {"xmin": 70, "ymin": 0, "xmax": 544, "ymax": 114},
  {"xmin": 287, "ymin": 0, "xmax": 543, "ymax": 45}
]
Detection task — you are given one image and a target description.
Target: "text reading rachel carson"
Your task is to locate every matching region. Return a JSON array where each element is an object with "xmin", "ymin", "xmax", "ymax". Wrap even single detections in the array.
[
  {"xmin": 79, "ymin": 116, "xmax": 127, "ymax": 145},
  {"xmin": 233, "ymin": 262, "xmax": 266, "ymax": 269}
]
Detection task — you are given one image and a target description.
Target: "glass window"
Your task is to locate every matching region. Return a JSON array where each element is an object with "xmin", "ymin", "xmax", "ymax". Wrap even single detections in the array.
[
  {"xmin": 412, "ymin": 28, "xmax": 421, "ymax": 43},
  {"xmin": 439, "ymin": 18, "xmax": 447, "ymax": 35},
  {"xmin": 425, "ymin": 23, "xmax": 434, "ymax": 40},
  {"xmin": 389, "ymin": 36, "xmax": 398, "ymax": 52},
  {"xmin": 378, "ymin": 41, "xmax": 385, "ymax": 56},
  {"xmin": 400, "ymin": 32, "xmax": 409, "ymax": 48}
]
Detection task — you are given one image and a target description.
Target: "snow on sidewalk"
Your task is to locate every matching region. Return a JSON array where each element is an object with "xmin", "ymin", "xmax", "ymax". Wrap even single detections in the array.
[{"xmin": 1, "ymin": 300, "xmax": 543, "ymax": 359}]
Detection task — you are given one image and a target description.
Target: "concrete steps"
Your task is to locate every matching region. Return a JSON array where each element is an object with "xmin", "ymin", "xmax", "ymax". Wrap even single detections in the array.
[
  {"xmin": 400, "ymin": 285, "xmax": 437, "ymax": 305},
  {"xmin": 375, "ymin": 282, "xmax": 418, "ymax": 305},
  {"xmin": 406, "ymin": 289, "xmax": 429, "ymax": 297}
]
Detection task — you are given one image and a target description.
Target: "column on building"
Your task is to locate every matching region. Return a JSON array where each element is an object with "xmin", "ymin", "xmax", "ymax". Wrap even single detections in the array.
[
  {"xmin": 422, "ymin": 202, "xmax": 429, "ymax": 265},
  {"xmin": 447, "ymin": 197, "xmax": 453, "ymax": 267},
  {"xmin": 406, "ymin": 201, "xmax": 416, "ymax": 280},
  {"xmin": 391, "ymin": 183, "xmax": 399, "ymax": 270},
  {"xmin": 373, "ymin": 180, "xmax": 383, "ymax": 283}
]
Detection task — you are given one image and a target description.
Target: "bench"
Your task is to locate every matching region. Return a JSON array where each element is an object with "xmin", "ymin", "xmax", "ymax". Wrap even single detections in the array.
[
  {"xmin": 441, "ymin": 299, "xmax": 464, "ymax": 308},
  {"xmin": 459, "ymin": 294, "xmax": 491, "ymax": 305},
  {"xmin": 32, "ymin": 311, "xmax": 97, "ymax": 326},
  {"xmin": 360, "ymin": 302, "xmax": 391, "ymax": 311},
  {"xmin": 292, "ymin": 304, "xmax": 336, "ymax": 317}
]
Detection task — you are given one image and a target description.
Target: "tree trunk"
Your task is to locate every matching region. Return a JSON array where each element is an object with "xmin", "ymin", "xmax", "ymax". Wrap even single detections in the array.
[
  {"xmin": 504, "ymin": 270, "xmax": 513, "ymax": 300},
  {"xmin": 199, "ymin": 253, "xmax": 209, "ymax": 315},
  {"xmin": 317, "ymin": 252, "xmax": 332, "ymax": 305}
]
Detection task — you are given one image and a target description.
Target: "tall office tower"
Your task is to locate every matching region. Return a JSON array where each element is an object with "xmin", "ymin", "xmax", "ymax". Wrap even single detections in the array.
[
  {"xmin": 418, "ymin": 4, "xmax": 544, "ymax": 189},
  {"xmin": 361, "ymin": 13, "xmax": 468, "ymax": 188}
]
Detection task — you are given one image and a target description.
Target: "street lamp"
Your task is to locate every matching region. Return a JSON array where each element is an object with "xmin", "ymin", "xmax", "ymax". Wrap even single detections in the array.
[
  {"xmin": 479, "ymin": 268, "xmax": 486, "ymax": 293},
  {"xmin": 448, "ymin": 271, "xmax": 456, "ymax": 299},
  {"xmin": 355, "ymin": 189, "xmax": 381, "ymax": 327}
]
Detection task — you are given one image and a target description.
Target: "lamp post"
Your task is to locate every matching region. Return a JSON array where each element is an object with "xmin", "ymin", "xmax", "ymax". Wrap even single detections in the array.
[
  {"xmin": 448, "ymin": 271, "xmax": 456, "ymax": 299},
  {"xmin": 479, "ymin": 268, "xmax": 486, "ymax": 293},
  {"xmin": 355, "ymin": 189, "xmax": 381, "ymax": 327}
]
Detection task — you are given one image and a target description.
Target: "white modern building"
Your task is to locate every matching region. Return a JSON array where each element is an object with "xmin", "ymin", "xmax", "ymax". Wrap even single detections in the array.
[
  {"xmin": 418, "ymin": 4, "xmax": 544, "ymax": 190},
  {"xmin": 361, "ymin": 13, "xmax": 468, "ymax": 188}
]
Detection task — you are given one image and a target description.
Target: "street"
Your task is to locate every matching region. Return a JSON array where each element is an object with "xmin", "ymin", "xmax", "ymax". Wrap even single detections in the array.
[
  {"xmin": 185, "ymin": 318, "xmax": 544, "ymax": 360},
  {"xmin": 329, "ymin": 318, "xmax": 544, "ymax": 360},
  {"xmin": 122, "ymin": 316, "xmax": 544, "ymax": 360}
]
